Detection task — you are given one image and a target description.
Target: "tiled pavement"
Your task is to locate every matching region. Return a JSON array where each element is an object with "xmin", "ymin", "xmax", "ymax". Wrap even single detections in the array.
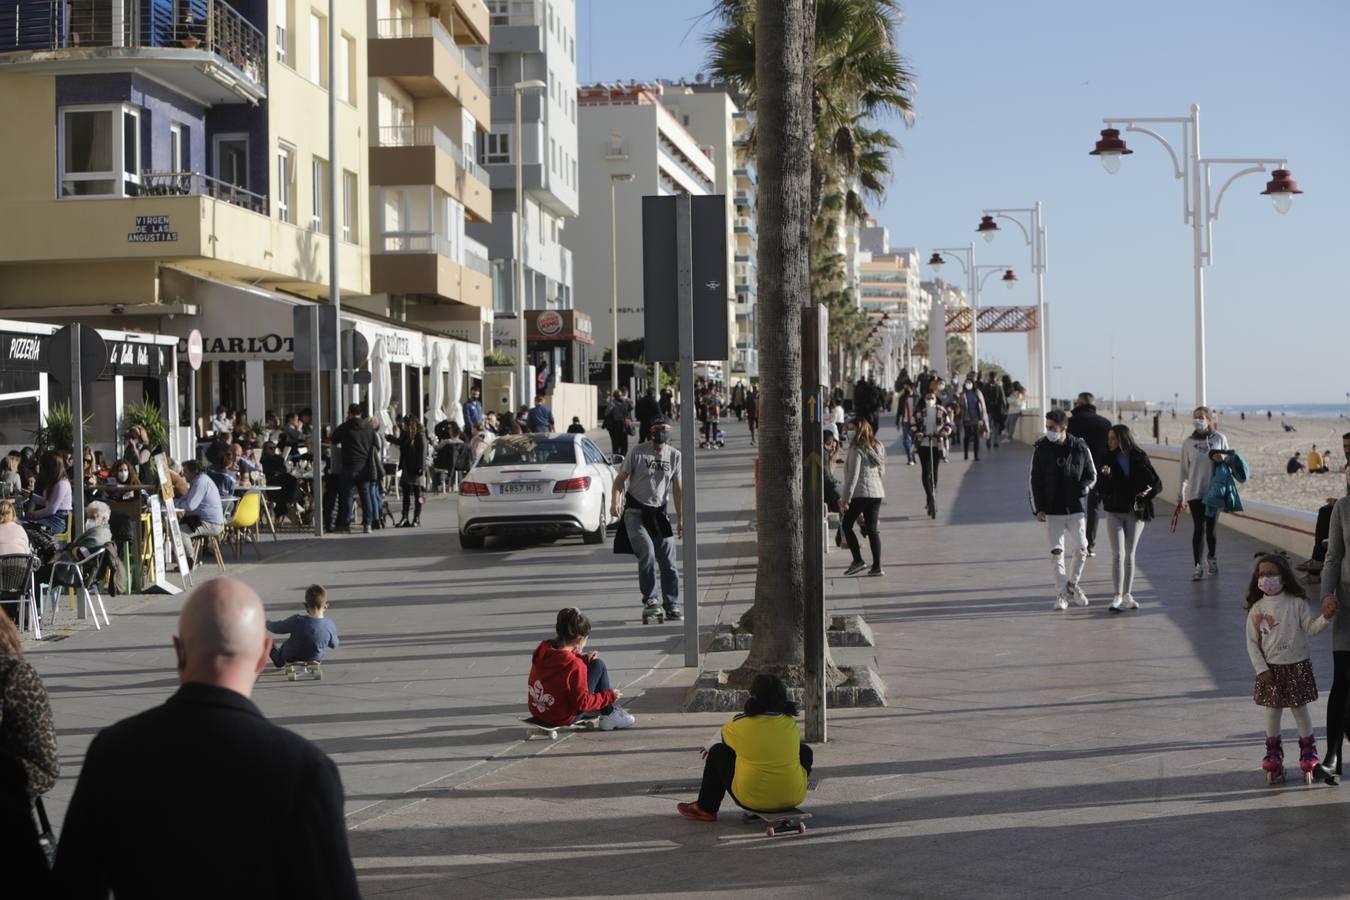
[{"xmin": 25, "ymin": 420, "xmax": 1350, "ymax": 898}]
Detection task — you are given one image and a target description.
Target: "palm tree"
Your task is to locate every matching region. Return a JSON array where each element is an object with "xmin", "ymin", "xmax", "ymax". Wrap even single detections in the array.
[{"xmin": 721, "ymin": 0, "xmax": 815, "ymax": 688}]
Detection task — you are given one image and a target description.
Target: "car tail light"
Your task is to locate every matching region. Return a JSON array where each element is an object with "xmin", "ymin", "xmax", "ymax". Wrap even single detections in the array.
[
  {"xmin": 460, "ymin": 481, "xmax": 491, "ymax": 496},
  {"xmin": 553, "ymin": 476, "xmax": 592, "ymax": 494}
]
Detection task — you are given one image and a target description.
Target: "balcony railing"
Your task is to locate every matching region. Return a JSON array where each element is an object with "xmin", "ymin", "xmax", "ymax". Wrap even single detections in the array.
[
  {"xmin": 377, "ymin": 125, "xmax": 487, "ymax": 185},
  {"xmin": 381, "ymin": 234, "xmax": 454, "ymax": 256},
  {"xmin": 138, "ymin": 171, "xmax": 268, "ymax": 215},
  {"xmin": 463, "ymin": 249, "xmax": 492, "ymax": 276},
  {"xmin": 375, "ymin": 17, "xmax": 488, "ymax": 92},
  {"xmin": 50, "ymin": 1, "xmax": 265, "ymax": 89},
  {"xmin": 488, "ymin": 0, "xmax": 544, "ymax": 27}
]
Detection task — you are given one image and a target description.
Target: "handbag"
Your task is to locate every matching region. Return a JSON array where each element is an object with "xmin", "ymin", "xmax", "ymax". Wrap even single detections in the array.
[
  {"xmin": 34, "ymin": 796, "xmax": 56, "ymax": 868},
  {"xmin": 624, "ymin": 417, "xmax": 636, "ymax": 437}
]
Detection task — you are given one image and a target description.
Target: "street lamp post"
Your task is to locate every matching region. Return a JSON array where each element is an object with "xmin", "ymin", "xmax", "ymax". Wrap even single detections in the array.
[
  {"xmin": 976, "ymin": 204, "xmax": 1048, "ymax": 414},
  {"xmin": 1089, "ymin": 105, "xmax": 1302, "ymax": 408},
  {"xmin": 609, "ymin": 173, "xmax": 634, "ymax": 399},
  {"xmin": 514, "ymin": 79, "xmax": 548, "ymax": 408},
  {"xmin": 929, "ymin": 247, "xmax": 1014, "ymax": 376}
]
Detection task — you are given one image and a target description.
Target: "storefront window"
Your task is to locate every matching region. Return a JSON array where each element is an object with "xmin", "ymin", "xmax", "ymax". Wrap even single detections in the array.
[
  {"xmin": 266, "ymin": 367, "xmax": 314, "ymax": 418},
  {"xmin": 0, "ymin": 397, "xmax": 41, "ymax": 449}
]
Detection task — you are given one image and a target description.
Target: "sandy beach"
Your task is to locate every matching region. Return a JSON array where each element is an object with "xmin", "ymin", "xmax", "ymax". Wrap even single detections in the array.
[{"xmin": 1115, "ymin": 411, "xmax": 1350, "ymax": 514}]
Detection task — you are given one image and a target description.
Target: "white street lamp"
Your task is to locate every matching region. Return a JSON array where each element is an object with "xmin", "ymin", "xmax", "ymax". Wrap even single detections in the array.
[
  {"xmin": 930, "ymin": 245, "xmax": 1013, "ymax": 380},
  {"xmin": 1090, "ymin": 105, "xmax": 1303, "ymax": 407},
  {"xmin": 609, "ymin": 172, "xmax": 635, "ymax": 400},
  {"xmin": 978, "ymin": 204, "xmax": 1049, "ymax": 415},
  {"xmin": 513, "ymin": 79, "xmax": 548, "ymax": 407}
]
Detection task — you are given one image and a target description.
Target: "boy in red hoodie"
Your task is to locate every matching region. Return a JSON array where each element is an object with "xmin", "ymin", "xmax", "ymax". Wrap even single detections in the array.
[{"xmin": 528, "ymin": 608, "xmax": 635, "ymax": 731}]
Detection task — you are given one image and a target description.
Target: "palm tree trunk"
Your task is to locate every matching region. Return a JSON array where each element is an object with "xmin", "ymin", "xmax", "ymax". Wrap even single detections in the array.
[{"xmin": 728, "ymin": 0, "xmax": 815, "ymax": 688}]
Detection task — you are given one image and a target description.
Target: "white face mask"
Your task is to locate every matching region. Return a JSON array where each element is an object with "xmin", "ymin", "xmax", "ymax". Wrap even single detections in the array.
[
  {"xmin": 1045, "ymin": 429, "xmax": 1066, "ymax": 443},
  {"xmin": 925, "ymin": 398, "xmax": 936, "ymax": 408},
  {"xmin": 116, "ymin": 471, "xmax": 129, "ymax": 484},
  {"xmin": 964, "ymin": 383, "xmax": 973, "ymax": 391},
  {"xmin": 1193, "ymin": 418, "xmax": 1208, "ymax": 431}
]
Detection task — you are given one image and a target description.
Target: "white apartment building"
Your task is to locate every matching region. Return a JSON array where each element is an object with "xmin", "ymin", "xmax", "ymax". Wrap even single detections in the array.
[
  {"xmin": 470, "ymin": 0, "xmax": 579, "ymax": 320},
  {"xmin": 567, "ymin": 83, "xmax": 716, "ymax": 357}
]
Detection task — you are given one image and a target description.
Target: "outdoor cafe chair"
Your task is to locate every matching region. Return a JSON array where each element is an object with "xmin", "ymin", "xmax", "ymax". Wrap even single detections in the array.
[
  {"xmin": 0, "ymin": 553, "xmax": 40, "ymax": 639},
  {"xmin": 47, "ymin": 546, "xmax": 110, "ymax": 631}
]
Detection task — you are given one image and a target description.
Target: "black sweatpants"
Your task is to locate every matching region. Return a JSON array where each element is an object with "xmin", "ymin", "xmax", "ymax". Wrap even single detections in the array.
[
  {"xmin": 1188, "ymin": 499, "xmax": 1217, "ymax": 564},
  {"xmin": 1085, "ymin": 490, "xmax": 1102, "ymax": 550},
  {"xmin": 962, "ymin": 426, "xmax": 981, "ymax": 461},
  {"xmin": 1314, "ymin": 503, "xmax": 1336, "ymax": 563},
  {"xmin": 1326, "ymin": 651, "xmax": 1350, "ymax": 773},
  {"xmin": 842, "ymin": 497, "xmax": 882, "ymax": 567},
  {"xmin": 697, "ymin": 741, "xmax": 815, "ymax": 813}
]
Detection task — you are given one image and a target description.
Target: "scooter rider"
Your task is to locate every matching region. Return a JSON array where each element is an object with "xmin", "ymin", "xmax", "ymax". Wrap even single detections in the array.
[{"xmin": 611, "ymin": 417, "xmax": 684, "ymax": 619}]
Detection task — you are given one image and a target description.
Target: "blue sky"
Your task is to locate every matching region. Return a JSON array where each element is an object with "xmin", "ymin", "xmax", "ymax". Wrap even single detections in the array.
[{"xmin": 578, "ymin": 0, "xmax": 1349, "ymax": 407}]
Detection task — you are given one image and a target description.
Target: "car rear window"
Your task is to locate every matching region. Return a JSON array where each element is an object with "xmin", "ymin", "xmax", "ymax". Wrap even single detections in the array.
[{"xmin": 478, "ymin": 436, "xmax": 576, "ymax": 466}]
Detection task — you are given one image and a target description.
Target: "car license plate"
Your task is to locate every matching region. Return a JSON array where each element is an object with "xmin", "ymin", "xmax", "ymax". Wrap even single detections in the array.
[{"xmin": 500, "ymin": 482, "xmax": 543, "ymax": 494}]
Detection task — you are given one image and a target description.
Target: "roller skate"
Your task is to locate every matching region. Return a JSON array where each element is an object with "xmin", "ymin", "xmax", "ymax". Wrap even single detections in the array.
[
  {"xmin": 1298, "ymin": 735, "xmax": 1319, "ymax": 786},
  {"xmin": 1262, "ymin": 736, "xmax": 1285, "ymax": 785}
]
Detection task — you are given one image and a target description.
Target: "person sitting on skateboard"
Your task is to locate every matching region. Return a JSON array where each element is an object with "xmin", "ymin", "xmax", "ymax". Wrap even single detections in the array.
[
  {"xmin": 678, "ymin": 673, "xmax": 813, "ymax": 822},
  {"xmin": 267, "ymin": 584, "xmax": 339, "ymax": 669},
  {"xmin": 527, "ymin": 608, "xmax": 634, "ymax": 732}
]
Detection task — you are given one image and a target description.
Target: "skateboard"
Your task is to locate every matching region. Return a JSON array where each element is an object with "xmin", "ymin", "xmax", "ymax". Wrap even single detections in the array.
[
  {"xmin": 642, "ymin": 606, "xmax": 666, "ymax": 625},
  {"xmin": 284, "ymin": 660, "xmax": 322, "ymax": 681},
  {"xmin": 523, "ymin": 716, "xmax": 597, "ymax": 741},
  {"xmin": 741, "ymin": 809, "xmax": 811, "ymax": 838}
]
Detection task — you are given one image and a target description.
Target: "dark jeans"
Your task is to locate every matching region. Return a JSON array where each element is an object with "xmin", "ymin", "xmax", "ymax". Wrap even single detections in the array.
[
  {"xmin": 1326, "ymin": 651, "xmax": 1350, "ymax": 773},
  {"xmin": 918, "ymin": 443, "xmax": 943, "ymax": 504},
  {"xmin": 962, "ymin": 426, "xmax": 981, "ymax": 461},
  {"xmin": 987, "ymin": 415, "xmax": 1004, "ymax": 448},
  {"xmin": 1188, "ymin": 499, "xmax": 1217, "ymax": 564},
  {"xmin": 842, "ymin": 497, "xmax": 882, "ymax": 568},
  {"xmin": 586, "ymin": 656, "xmax": 615, "ymax": 716},
  {"xmin": 1314, "ymin": 503, "xmax": 1335, "ymax": 563},
  {"xmin": 607, "ymin": 426, "xmax": 628, "ymax": 457},
  {"xmin": 338, "ymin": 467, "xmax": 375, "ymax": 528},
  {"xmin": 697, "ymin": 742, "xmax": 814, "ymax": 814},
  {"xmin": 1084, "ymin": 489, "xmax": 1102, "ymax": 549}
]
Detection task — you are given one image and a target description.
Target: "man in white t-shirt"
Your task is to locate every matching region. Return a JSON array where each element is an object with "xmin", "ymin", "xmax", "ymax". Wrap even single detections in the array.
[{"xmin": 610, "ymin": 418, "xmax": 684, "ymax": 618}]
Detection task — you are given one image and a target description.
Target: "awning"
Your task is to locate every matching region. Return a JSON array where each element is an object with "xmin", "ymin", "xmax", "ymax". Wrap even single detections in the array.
[{"xmin": 159, "ymin": 269, "xmax": 303, "ymax": 361}]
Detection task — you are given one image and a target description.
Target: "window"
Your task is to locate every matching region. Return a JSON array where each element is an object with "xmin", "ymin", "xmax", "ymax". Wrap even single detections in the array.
[
  {"xmin": 214, "ymin": 134, "xmax": 249, "ymax": 189},
  {"xmin": 342, "ymin": 170, "xmax": 357, "ymax": 243},
  {"xmin": 277, "ymin": 143, "xmax": 295, "ymax": 223},
  {"xmin": 480, "ymin": 132, "xmax": 510, "ymax": 165},
  {"xmin": 275, "ymin": 0, "xmax": 293, "ymax": 64},
  {"xmin": 337, "ymin": 34, "xmax": 355, "ymax": 103},
  {"xmin": 309, "ymin": 10, "xmax": 328, "ymax": 87},
  {"xmin": 571, "ymin": 159, "xmax": 577, "ymax": 188},
  {"xmin": 311, "ymin": 156, "xmax": 330, "ymax": 233},
  {"xmin": 59, "ymin": 105, "xmax": 140, "ymax": 197},
  {"xmin": 169, "ymin": 123, "xmax": 186, "ymax": 173},
  {"xmin": 550, "ymin": 138, "xmax": 556, "ymax": 173}
]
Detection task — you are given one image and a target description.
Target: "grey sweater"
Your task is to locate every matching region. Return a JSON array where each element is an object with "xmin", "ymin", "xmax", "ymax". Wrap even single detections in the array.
[
  {"xmin": 1323, "ymin": 497, "xmax": 1350, "ymax": 652},
  {"xmin": 843, "ymin": 443, "xmax": 886, "ymax": 502}
]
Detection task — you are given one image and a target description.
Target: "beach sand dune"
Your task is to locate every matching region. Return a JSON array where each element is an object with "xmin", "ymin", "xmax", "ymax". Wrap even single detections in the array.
[{"xmin": 1111, "ymin": 412, "xmax": 1349, "ymax": 514}]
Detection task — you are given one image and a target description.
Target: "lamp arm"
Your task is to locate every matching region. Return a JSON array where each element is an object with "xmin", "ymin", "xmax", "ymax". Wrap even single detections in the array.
[
  {"xmin": 1204, "ymin": 159, "xmax": 1285, "ymax": 222},
  {"xmin": 1115, "ymin": 124, "xmax": 1186, "ymax": 181},
  {"xmin": 932, "ymin": 248, "xmax": 971, "ymax": 276}
]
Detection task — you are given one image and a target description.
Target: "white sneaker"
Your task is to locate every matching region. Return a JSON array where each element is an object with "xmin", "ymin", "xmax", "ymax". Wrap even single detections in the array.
[
  {"xmin": 1069, "ymin": 584, "xmax": 1089, "ymax": 606},
  {"xmin": 1207, "ymin": 558, "xmax": 1219, "ymax": 576},
  {"xmin": 1053, "ymin": 592, "xmax": 1069, "ymax": 611},
  {"xmin": 1109, "ymin": 594, "xmax": 1125, "ymax": 613},
  {"xmin": 600, "ymin": 707, "xmax": 636, "ymax": 731},
  {"xmin": 1192, "ymin": 564, "xmax": 1204, "ymax": 582},
  {"xmin": 1122, "ymin": 593, "xmax": 1139, "ymax": 610}
]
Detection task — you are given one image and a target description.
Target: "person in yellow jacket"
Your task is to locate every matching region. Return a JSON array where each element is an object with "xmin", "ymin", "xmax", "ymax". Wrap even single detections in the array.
[{"xmin": 677, "ymin": 674, "xmax": 813, "ymax": 821}]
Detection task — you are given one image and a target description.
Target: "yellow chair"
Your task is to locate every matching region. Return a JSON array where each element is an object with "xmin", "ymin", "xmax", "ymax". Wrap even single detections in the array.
[{"xmin": 224, "ymin": 492, "xmax": 262, "ymax": 561}]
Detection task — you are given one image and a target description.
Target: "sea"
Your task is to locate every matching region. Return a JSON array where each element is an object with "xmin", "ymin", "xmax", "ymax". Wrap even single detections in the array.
[{"xmin": 1148, "ymin": 403, "xmax": 1350, "ymax": 419}]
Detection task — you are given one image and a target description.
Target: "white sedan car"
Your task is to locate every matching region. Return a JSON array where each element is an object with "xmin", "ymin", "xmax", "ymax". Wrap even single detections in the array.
[{"xmin": 456, "ymin": 433, "xmax": 623, "ymax": 549}]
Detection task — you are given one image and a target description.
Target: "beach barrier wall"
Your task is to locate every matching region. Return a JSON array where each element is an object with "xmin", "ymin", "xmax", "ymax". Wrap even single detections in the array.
[{"xmin": 1008, "ymin": 416, "xmax": 1316, "ymax": 559}]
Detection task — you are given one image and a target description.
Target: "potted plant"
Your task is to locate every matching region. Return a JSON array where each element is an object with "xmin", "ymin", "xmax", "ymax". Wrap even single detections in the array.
[
  {"xmin": 123, "ymin": 400, "xmax": 170, "ymax": 452},
  {"xmin": 35, "ymin": 401, "xmax": 93, "ymax": 453}
]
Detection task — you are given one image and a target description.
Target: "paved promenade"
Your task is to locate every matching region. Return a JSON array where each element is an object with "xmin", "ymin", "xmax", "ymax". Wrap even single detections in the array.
[{"xmin": 25, "ymin": 419, "xmax": 1350, "ymax": 898}]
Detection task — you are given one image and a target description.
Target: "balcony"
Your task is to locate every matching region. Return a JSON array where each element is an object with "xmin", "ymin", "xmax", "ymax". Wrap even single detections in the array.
[
  {"xmin": 488, "ymin": 0, "xmax": 546, "ymax": 53},
  {"xmin": 139, "ymin": 170, "xmax": 267, "ymax": 215},
  {"xmin": 370, "ymin": 125, "xmax": 492, "ymax": 223},
  {"xmin": 0, "ymin": 0, "xmax": 266, "ymax": 104},
  {"xmin": 734, "ymin": 216, "xmax": 754, "ymax": 233},
  {"xmin": 370, "ymin": 17, "xmax": 490, "ymax": 124},
  {"xmin": 372, "ymin": 234, "xmax": 492, "ymax": 310}
]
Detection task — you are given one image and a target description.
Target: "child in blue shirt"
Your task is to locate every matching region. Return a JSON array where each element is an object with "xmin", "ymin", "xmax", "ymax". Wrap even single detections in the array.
[{"xmin": 268, "ymin": 584, "xmax": 339, "ymax": 667}]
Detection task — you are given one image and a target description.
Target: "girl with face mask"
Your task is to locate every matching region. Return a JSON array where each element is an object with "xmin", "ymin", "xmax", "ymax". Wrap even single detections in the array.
[
  {"xmin": 1246, "ymin": 554, "xmax": 1333, "ymax": 784},
  {"xmin": 1176, "ymin": 406, "xmax": 1229, "ymax": 581},
  {"xmin": 909, "ymin": 392, "xmax": 952, "ymax": 519}
]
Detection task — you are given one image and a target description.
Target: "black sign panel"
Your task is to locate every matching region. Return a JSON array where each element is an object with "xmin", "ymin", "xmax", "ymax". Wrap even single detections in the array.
[
  {"xmin": 642, "ymin": 195, "xmax": 730, "ymax": 363},
  {"xmin": 105, "ymin": 340, "xmax": 171, "ymax": 378},
  {"xmin": 0, "ymin": 332, "xmax": 47, "ymax": 373}
]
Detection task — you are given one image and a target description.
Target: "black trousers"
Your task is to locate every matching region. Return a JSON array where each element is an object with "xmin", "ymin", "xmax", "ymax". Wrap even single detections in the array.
[
  {"xmin": 697, "ymin": 742, "xmax": 814, "ymax": 813},
  {"xmin": 607, "ymin": 426, "xmax": 628, "ymax": 457},
  {"xmin": 1327, "ymin": 651, "xmax": 1350, "ymax": 773},
  {"xmin": 400, "ymin": 483, "xmax": 423, "ymax": 523},
  {"xmin": 962, "ymin": 426, "xmax": 980, "ymax": 460},
  {"xmin": 1314, "ymin": 503, "xmax": 1336, "ymax": 563},
  {"xmin": 1084, "ymin": 490, "xmax": 1102, "ymax": 549},
  {"xmin": 918, "ymin": 444, "xmax": 942, "ymax": 504},
  {"xmin": 1187, "ymin": 499, "xmax": 1217, "ymax": 564},
  {"xmin": 842, "ymin": 497, "xmax": 882, "ymax": 567}
]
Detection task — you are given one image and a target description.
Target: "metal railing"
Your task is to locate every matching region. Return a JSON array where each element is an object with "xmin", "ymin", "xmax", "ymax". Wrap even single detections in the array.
[
  {"xmin": 138, "ymin": 171, "xmax": 268, "ymax": 215},
  {"xmin": 381, "ymin": 234, "xmax": 454, "ymax": 257},
  {"xmin": 463, "ymin": 249, "xmax": 492, "ymax": 276},
  {"xmin": 377, "ymin": 125, "xmax": 455, "ymax": 154},
  {"xmin": 488, "ymin": 0, "xmax": 544, "ymax": 27},
  {"xmin": 55, "ymin": 1, "xmax": 266, "ymax": 89},
  {"xmin": 374, "ymin": 17, "xmax": 488, "ymax": 92}
]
